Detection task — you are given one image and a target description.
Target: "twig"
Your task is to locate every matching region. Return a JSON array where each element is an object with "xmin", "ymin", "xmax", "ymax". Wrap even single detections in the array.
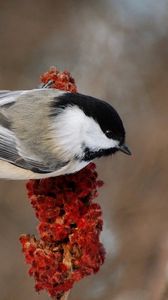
[
  {"xmin": 61, "ymin": 291, "xmax": 70, "ymax": 300},
  {"xmin": 52, "ymin": 291, "xmax": 70, "ymax": 300}
]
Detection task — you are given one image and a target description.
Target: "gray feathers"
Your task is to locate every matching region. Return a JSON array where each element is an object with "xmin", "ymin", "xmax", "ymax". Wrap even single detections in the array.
[
  {"xmin": 0, "ymin": 112, "xmax": 11, "ymax": 129},
  {"xmin": 0, "ymin": 126, "xmax": 51, "ymax": 173},
  {"xmin": 0, "ymin": 89, "xmax": 68, "ymax": 174}
]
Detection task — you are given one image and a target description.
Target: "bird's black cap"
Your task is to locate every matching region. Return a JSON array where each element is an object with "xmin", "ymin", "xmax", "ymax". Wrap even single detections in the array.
[{"xmin": 52, "ymin": 92, "xmax": 126, "ymax": 144}]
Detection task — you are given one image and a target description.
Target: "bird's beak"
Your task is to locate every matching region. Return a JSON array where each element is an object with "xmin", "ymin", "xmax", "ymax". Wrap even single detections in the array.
[{"xmin": 119, "ymin": 144, "xmax": 132, "ymax": 155}]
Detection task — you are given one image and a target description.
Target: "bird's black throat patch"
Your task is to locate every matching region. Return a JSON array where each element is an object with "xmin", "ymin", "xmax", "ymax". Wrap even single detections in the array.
[{"xmin": 82, "ymin": 147, "xmax": 119, "ymax": 161}]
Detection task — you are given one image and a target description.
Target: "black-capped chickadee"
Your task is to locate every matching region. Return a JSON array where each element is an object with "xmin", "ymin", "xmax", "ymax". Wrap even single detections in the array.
[{"xmin": 0, "ymin": 89, "xmax": 131, "ymax": 180}]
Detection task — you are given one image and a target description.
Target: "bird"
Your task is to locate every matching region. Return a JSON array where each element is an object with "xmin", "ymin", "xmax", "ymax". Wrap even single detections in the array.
[{"xmin": 0, "ymin": 88, "xmax": 131, "ymax": 180}]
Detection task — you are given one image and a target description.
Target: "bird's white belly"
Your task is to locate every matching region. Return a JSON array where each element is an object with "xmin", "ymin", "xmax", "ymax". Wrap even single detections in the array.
[{"xmin": 0, "ymin": 160, "xmax": 89, "ymax": 180}]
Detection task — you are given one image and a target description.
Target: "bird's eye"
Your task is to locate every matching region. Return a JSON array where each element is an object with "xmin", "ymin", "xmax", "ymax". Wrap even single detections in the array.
[{"xmin": 105, "ymin": 130, "xmax": 113, "ymax": 139}]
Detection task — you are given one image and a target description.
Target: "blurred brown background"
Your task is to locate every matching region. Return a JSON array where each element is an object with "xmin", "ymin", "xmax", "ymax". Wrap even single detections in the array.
[{"xmin": 0, "ymin": 1, "xmax": 168, "ymax": 299}]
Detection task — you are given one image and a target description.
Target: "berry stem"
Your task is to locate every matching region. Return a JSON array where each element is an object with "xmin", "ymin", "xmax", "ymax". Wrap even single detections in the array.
[{"xmin": 61, "ymin": 291, "xmax": 70, "ymax": 300}]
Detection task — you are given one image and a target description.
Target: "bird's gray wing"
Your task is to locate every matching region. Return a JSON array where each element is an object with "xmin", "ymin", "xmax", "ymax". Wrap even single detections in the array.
[
  {"xmin": 0, "ymin": 90, "xmax": 22, "ymax": 106},
  {"xmin": 0, "ymin": 125, "xmax": 55, "ymax": 173},
  {"xmin": 0, "ymin": 90, "xmax": 65, "ymax": 174},
  {"xmin": 0, "ymin": 89, "xmax": 48, "ymax": 106}
]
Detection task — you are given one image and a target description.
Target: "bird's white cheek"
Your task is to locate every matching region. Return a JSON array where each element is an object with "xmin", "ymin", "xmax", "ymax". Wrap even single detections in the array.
[{"xmin": 50, "ymin": 106, "xmax": 86, "ymax": 158}]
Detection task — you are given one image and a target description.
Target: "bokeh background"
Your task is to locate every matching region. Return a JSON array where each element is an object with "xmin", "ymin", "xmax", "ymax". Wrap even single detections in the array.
[{"xmin": 0, "ymin": 1, "xmax": 168, "ymax": 299}]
